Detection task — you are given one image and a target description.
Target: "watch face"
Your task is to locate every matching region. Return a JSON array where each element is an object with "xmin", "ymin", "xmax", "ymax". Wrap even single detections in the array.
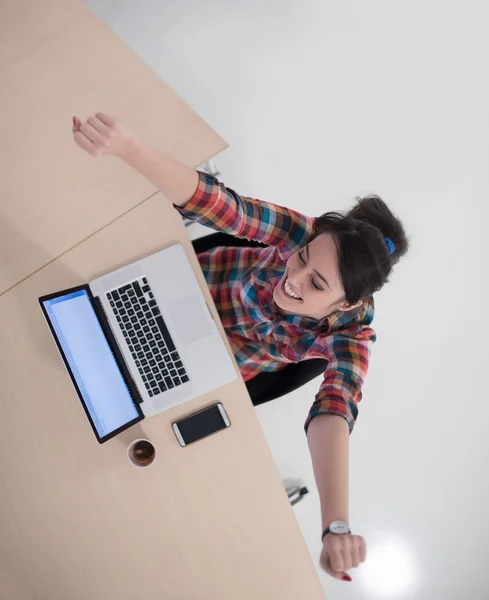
[{"xmin": 330, "ymin": 520, "xmax": 350, "ymax": 534}]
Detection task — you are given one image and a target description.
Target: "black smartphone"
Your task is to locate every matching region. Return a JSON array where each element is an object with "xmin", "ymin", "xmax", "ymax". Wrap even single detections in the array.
[{"xmin": 172, "ymin": 403, "xmax": 230, "ymax": 446}]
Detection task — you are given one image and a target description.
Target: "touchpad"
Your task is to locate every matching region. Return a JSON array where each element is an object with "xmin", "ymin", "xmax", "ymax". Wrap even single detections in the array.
[{"xmin": 167, "ymin": 295, "xmax": 212, "ymax": 345}]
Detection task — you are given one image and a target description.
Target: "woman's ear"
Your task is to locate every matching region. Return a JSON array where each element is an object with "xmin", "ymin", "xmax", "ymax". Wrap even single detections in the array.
[{"xmin": 337, "ymin": 299, "xmax": 363, "ymax": 312}]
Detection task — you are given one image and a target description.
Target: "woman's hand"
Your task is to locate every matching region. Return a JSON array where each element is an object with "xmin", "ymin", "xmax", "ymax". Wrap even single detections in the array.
[
  {"xmin": 320, "ymin": 533, "xmax": 367, "ymax": 581},
  {"xmin": 72, "ymin": 113, "xmax": 134, "ymax": 159}
]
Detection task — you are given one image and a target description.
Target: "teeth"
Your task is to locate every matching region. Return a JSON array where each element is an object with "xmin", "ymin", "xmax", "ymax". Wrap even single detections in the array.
[{"xmin": 284, "ymin": 278, "xmax": 301, "ymax": 299}]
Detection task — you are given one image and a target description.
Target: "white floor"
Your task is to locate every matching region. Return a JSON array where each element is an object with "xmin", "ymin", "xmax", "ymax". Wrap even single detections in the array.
[{"xmin": 86, "ymin": 1, "xmax": 489, "ymax": 598}]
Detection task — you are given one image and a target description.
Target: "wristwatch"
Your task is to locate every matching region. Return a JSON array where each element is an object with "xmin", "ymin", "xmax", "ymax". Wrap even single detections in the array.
[{"xmin": 321, "ymin": 520, "xmax": 351, "ymax": 542}]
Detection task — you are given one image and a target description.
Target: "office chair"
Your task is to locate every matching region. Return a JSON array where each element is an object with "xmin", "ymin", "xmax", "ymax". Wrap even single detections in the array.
[{"xmin": 191, "ymin": 231, "xmax": 328, "ymax": 407}]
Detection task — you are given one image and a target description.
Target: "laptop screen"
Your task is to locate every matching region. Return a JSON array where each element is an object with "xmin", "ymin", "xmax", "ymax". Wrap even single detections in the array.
[{"xmin": 42, "ymin": 289, "xmax": 140, "ymax": 440}]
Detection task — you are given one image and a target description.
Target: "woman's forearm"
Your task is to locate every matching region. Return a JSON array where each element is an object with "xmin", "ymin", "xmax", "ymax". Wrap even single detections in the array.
[
  {"xmin": 307, "ymin": 414, "xmax": 350, "ymax": 529},
  {"xmin": 120, "ymin": 137, "xmax": 199, "ymax": 207}
]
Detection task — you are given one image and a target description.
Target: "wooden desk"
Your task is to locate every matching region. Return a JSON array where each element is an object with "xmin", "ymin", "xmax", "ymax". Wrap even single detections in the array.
[
  {"xmin": 0, "ymin": 196, "xmax": 325, "ymax": 600},
  {"xmin": 0, "ymin": 0, "xmax": 225, "ymax": 294}
]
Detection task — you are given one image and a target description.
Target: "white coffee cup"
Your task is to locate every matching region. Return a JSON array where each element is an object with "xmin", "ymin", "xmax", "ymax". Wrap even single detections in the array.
[{"xmin": 127, "ymin": 438, "xmax": 157, "ymax": 468}]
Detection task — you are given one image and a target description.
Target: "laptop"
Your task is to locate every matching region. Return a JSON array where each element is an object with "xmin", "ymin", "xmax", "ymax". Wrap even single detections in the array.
[{"xmin": 39, "ymin": 243, "xmax": 237, "ymax": 443}]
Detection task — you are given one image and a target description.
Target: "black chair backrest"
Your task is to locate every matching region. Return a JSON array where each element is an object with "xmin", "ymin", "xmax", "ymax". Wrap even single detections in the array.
[{"xmin": 191, "ymin": 232, "xmax": 327, "ymax": 406}]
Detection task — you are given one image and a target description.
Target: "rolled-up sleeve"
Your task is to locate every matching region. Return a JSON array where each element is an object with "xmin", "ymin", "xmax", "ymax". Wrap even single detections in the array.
[
  {"xmin": 174, "ymin": 171, "xmax": 315, "ymax": 256},
  {"xmin": 304, "ymin": 336, "xmax": 372, "ymax": 435}
]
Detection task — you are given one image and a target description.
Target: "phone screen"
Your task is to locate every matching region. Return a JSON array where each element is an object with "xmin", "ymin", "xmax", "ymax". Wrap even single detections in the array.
[{"xmin": 174, "ymin": 404, "xmax": 229, "ymax": 445}]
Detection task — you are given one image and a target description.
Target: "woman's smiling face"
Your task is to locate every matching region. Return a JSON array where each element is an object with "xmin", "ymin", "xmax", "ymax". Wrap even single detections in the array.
[{"xmin": 272, "ymin": 233, "xmax": 362, "ymax": 320}]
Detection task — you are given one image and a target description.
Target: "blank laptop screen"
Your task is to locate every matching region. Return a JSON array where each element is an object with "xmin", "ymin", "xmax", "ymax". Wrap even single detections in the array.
[{"xmin": 42, "ymin": 289, "xmax": 139, "ymax": 438}]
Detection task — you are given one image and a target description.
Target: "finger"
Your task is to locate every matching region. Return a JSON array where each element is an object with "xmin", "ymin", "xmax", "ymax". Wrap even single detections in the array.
[
  {"xmin": 79, "ymin": 122, "xmax": 104, "ymax": 145},
  {"xmin": 87, "ymin": 115, "xmax": 109, "ymax": 134},
  {"xmin": 95, "ymin": 112, "xmax": 115, "ymax": 127},
  {"xmin": 73, "ymin": 131, "xmax": 96, "ymax": 155},
  {"xmin": 358, "ymin": 536, "xmax": 367, "ymax": 563},
  {"xmin": 321, "ymin": 553, "xmax": 348, "ymax": 581},
  {"xmin": 329, "ymin": 546, "xmax": 345, "ymax": 574},
  {"xmin": 351, "ymin": 540, "xmax": 361, "ymax": 569},
  {"xmin": 341, "ymin": 544, "xmax": 353, "ymax": 571}
]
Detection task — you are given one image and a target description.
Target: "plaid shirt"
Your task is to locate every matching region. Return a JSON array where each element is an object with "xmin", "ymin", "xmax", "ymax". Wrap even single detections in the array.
[{"xmin": 174, "ymin": 172, "xmax": 376, "ymax": 433}]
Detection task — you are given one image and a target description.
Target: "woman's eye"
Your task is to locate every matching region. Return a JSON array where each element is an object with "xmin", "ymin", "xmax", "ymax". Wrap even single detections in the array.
[{"xmin": 300, "ymin": 251, "xmax": 322, "ymax": 291}]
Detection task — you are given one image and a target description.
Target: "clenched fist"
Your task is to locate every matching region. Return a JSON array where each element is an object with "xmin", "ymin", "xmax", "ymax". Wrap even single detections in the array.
[
  {"xmin": 72, "ymin": 113, "xmax": 134, "ymax": 159},
  {"xmin": 320, "ymin": 533, "xmax": 367, "ymax": 581}
]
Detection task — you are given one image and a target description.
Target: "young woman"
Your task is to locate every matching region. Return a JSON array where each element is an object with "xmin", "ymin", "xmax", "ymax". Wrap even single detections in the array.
[{"xmin": 73, "ymin": 113, "xmax": 409, "ymax": 583}]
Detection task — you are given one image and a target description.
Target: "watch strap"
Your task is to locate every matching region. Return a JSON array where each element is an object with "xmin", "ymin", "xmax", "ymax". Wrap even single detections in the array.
[{"xmin": 321, "ymin": 525, "xmax": 351, "ymax": 542}]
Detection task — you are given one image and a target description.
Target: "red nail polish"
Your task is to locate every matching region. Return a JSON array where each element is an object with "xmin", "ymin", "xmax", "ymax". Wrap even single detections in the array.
[{"xmin": 342, "ymin": 574, "xmax": 352, "ymax": 582}]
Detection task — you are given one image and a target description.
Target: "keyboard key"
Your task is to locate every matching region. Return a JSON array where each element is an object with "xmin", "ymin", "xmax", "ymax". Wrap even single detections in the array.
[
  {"xmin": 149, "ymin": 340, "xmax": 156, "ymax": 348},
  {"xmin": 128, "ymin": 309, "xmax": 135, "ymax": 317},
  {"xmin": 135, "ymin": 360, "xmax": 141, "ymax": 367},
  {"xmin": 158, "ymin": 341, "xmax": 165, "ymax": 349},
  {"xmin": 164, "ymin": 355, "xmax": 172, "ymax": 364},
  {"xmin": 116, "ymin": 301, "xmax": 123, "ymax": 309},
  {"xmin": 113, "ymin": 291, "xmax": 120, "ymax": 301},
  {"xmin": 148, "ymin": 390, "xmax": 153, "ymax": 397},
  {"xmin": 136, "ymin": 311, "xmax": 144, "ymax": 319},
  {"xmin": 151, "ymin": 326, "xmax": 158, "ymax": 334},
  {"xmin": 158, "ymin": 381, "xmax": 167, "ymax": 393},
  {"xmin": 137, "ymin": 351, "xmax": 144, "ymax": 359},
  {"xmin": 128, "ymin": 289, "xmax": 135, "ymax": 297},
  {"xmin": 143, "ymin": 277, "xmax": 148, "ymax": 284},
  {"xmin": 138, "ymin": 367, "xmax": 143, "ymax": 374},
  {"xmin": 135, "ymin": 344, "xmax": 142, "ymax": 352},
  {"xmin": 155, "ymin": 373, "xmax": 163, "ymax": 381},
  {"xmin": 145, "ymin": 382, "xmax": 151, "ymax": 391},
  {"xmin": 164, "ymin": 376, "xmax": 174, "ymax": 389},
  {"xmin": 175, "ymin": 360, "xmax": 183, "ymax": 369},
  {"xmin": 181, "ymin": 375, "xmax": 189, "ymax": 383},
  {"xmin": 122, "ymin": 316, "xmax": 129, "ymax": 323},
  {"xmin": 151, "ymin": 307, "xmax": 161, "ymax": 317},
  {"xmin": 141, "ymin": 319, "xmax": 148, "ymax": 326},
  {"xmin": 148, "ymin": 372, "xmax": 155, "ymax": 380},
  {"xmin": 131, "ymin": 316, "xmax": 138, "ymax": 324},
  {"xmin": 142, "ymin": 285, "xmax": 150, "ymax": 293},
  {"xmin": 143, "ymin": 366, "xmax": 151, "ymax": 374},
  {"xmin": 123, "ymin": 331, "xmax": 129, "ymax": 338},
  {"xmin": 177, "ymin": 368, "xmax": 186, "ymax": 376},
  {"xmin": 149, "ymin": 299, "xmax": 157, "ymax": 307},
  {"xmin": 131, "ymin": 337, "xmax": 138, "ymax": 345},
  {"xmin": 162, "ymin": 368, "xmax": 169, "ymax": 377},
  {"xmin": 124, "ymin": 302, "xmax": 131, "ymax": 310},
  {"xmin": 116, "ymin": 315, "xmax": 121, "ymax": 323},
  {"xmin": 133, "ymin": 281, "xmax": 143, "ymax": 297},
  {"xmin": 171, "ymin": 351, "xmax": 179, "ymax": 361},
  {"xmin": 141, "ymin": 359, "xmax": 148, "ymax": 367},
  {"xmin": 128, "ymin": 345, "xmax": 134, "ymax": 352},
  {"xmin": 155, "ymin": 333, "xmax": 162, "ymax": 341},
  {"xmin": 120, "ymin": 284, "xmax": 132, "ymax": 293},
  {"xmin": 109, "ymin": 300, "xmax": 115, "ymax": 307},
  {"xmin": 155, "ymin": 316, "xmax": 176, "ymax": 352},
  {"xmin": 152, "ymin": 367, "xmax": 159, "ymax": 374},
  {"xmin": 147, "ymin": 333, "xmax": 153, "ymax": 341},
  {"xmin": 140, "ymin": 297, "xmax": 147, "ymax": 305},
  {"xmin": 134, "ymin": 323, "xmax": 141, "ymax": 331},
  {"xmin": 149, "ymin": 359, "xmax": 156, "ymax": 367},
  {"xmin": 142, "ymin": 345, "xmax": 150, "ymax": 353},
  {"xmin": 170, "ymin": 369, "xmax": 177, "ymax": 378},
  {"xmin": 143, "ymin": 325, "xmax": 150, "ymax": 334},
  {"xmin": 152, "ymin": 387, "xmax": 161, "ymax": 396}
]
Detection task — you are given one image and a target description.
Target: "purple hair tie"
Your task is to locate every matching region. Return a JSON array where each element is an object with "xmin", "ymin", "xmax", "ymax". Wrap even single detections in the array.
[{"xmin": 385, "ymin": 238, "xmax": 395, "ymax": 254}]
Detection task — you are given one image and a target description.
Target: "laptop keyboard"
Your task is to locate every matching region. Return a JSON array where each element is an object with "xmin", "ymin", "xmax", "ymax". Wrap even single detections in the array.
[{"xmin": 106, "ymin": 277, "xmax": 189, "ymax": 398}]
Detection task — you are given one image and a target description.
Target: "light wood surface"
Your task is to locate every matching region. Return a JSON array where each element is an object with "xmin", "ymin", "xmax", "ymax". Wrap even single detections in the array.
[
  {"xmin": 0, "ymin": 0, "xmax": 226, "ymax": 295},
  {"xmin": 0, "ymin": 196, "xmax": 325, "ymax": 600}
]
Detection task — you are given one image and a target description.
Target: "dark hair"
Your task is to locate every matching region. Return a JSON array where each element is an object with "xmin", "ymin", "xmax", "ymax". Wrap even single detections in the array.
[{"xmin": 312, "ymin": 195, "xmax": 409, "ymax": 304}]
